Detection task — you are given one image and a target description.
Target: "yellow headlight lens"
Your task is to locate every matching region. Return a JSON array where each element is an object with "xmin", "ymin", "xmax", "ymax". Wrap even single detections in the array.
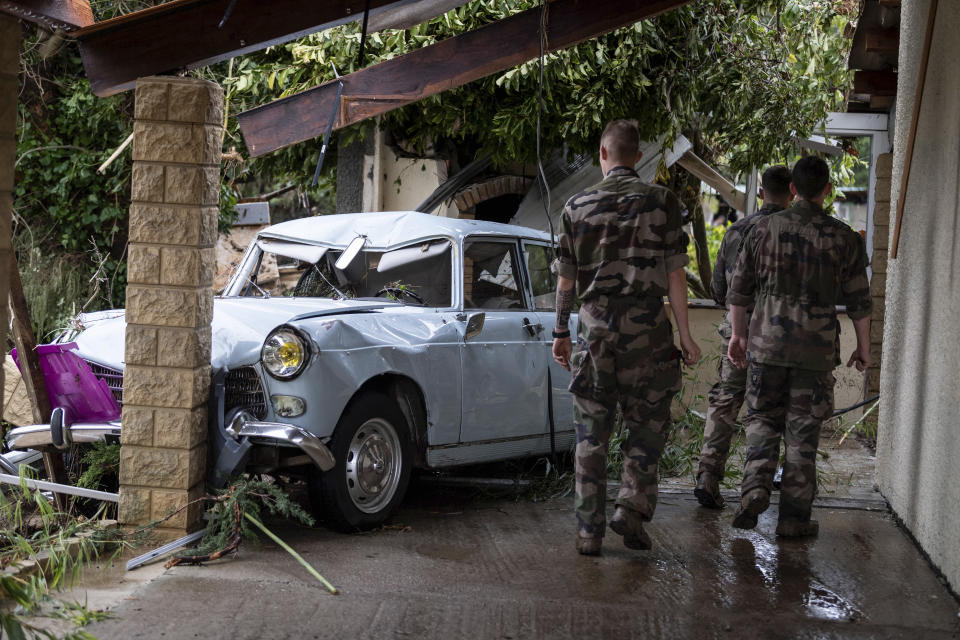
[
  {"xmin": 262, "ymin": 328, "xmax": 308, "ymax": 379},
  {"xmin": 277, "ymin": 341, "xmax": 303, "ymax": 368}
]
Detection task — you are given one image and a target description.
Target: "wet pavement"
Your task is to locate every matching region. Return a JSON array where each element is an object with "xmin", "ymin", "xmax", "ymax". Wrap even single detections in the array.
[{"xmin": 81, "ymin": 480, "xmax": 960, "ymax": 640}]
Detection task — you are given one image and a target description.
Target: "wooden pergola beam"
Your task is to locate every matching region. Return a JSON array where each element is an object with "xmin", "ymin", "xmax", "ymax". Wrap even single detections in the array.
[
  {"xmin": 853, "ymin": 70, "xmax": 898, "ymax": 96},
  {"xmin": 864, "ymin": 27, "xmax": 899, "ymax": 53},
  {"xmin": 75, "ymin": 0, "xmax": 415, "ymax": 96},
  {"xmin": 675, "ymin": 150, "xmax": 747, "ymax": 213},
  {"xmin": 0, "ymin": 0, "xmax": 93, "ymax": 31},
  {"xmin": 237, "ymin": 0, "xmax": 692, "ymax": 157}
]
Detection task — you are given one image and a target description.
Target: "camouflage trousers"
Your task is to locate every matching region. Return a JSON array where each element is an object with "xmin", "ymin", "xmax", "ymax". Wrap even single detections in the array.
[
  {"xmin": 570, "ymin": 297, "xmax": 681, "ymax": 539},
  {"xmin": 741, "ymin": 362, "xmax": 834, "ymax": 522},
  {"xmin": 698, "ymin": 333, "xmax": 748, "ymax": 479}
]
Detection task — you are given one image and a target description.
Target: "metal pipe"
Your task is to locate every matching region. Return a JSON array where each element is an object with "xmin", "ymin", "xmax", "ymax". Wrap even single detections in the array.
[
  {"xmin": 0, "ymin": 473, "xmax": 119, "ymax": 502},
  {"xmin": 421, "ymin": 476, "xmax": 531, "ymax": 489}
]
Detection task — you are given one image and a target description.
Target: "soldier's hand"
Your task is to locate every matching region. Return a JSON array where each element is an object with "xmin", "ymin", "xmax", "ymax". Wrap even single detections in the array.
[
  {"xmin": 679, "ymin": 335, "xmax": 701, "ymax": 366},
  {"xmin": 728, "ymin": 335, "xmax": 748, "ymax": 369},
  {"xmin": 847, "ymin": 346, "xmax": 870, "ymax": 371},
  {"xmin": 553, "ymin": 337, "xmax": 572, "ymax": 371}
]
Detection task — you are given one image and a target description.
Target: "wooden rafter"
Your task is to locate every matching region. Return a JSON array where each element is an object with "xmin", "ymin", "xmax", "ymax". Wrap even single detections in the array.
[
  {"xmin": 76, "ymin": 0, "xmax": 416, "ymax": 96},
  {"xmin": 0, "ymin": 0, "xmax": 93, "ymax": 31},
  {"xmin": 237, "ymin": 0, "xmax": 692, "ymax": 157},
  {"xmin": 853, "ymin": 70, "xmax": 898, "ymax": 96},
  {"xmin": 675, "ymin": 151, "xmax": 747, "ymax": 213},
  {"xmin": 864, "ymin": 27, "xmax": 899, "ymax": 53}
]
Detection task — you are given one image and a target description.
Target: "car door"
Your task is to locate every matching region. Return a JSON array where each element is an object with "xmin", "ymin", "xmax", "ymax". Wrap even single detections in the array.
[
  {"xmin": 522, "ymin": 241, "xmax": 577, "ymax": 439},
  {"xmin": 459, "ymin": 238, "xmax": 549, "ymax": 443}
]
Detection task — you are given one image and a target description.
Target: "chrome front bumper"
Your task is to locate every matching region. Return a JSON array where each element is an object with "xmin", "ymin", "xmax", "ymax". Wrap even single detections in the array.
[
  {"xmin": 5, "ymin": 419, "xmax": 335, "ymax": 473},
  {"xmin": 5, "ymin": 422, "xmax": 122, "ymax": 450},
  {"xmin": 236, "ymin": 421, "xmax": 336, "ymax": 471}
]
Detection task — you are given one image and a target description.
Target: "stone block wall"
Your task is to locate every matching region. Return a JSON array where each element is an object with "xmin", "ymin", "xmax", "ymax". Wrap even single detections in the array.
[
  {"xmin": 119, "ymin": 77, "xmax": 223, "ymax": 534},
  {"xmin": 864, "ymin": 152, "xmax": 892, "ymax": 431},
  {"xmin": 0, "ymin": 15, "xmax": 20, "ymax": 416}
]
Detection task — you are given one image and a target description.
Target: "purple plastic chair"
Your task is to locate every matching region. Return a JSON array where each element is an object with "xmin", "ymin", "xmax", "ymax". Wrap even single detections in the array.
[{"xmin": 11, "ymin": 343, "xmax": 121, "ymax": 424}]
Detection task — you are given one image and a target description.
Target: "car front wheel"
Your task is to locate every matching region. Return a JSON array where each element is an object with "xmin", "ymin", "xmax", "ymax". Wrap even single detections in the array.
[{"xmin": 309, "ymin": 391, "xmax": 412, "ymax": 531}]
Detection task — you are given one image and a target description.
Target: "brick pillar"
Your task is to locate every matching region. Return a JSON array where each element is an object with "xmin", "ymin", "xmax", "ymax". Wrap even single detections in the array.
[
  {"xmin": 0, "ymin": 16, "xmax": 20, "ymax": 416},
  {"xmin": 118, "ymin": 77, "xmax": 222, "ymax": 534},
  {"xmin": 864, "ymin": 152, "xmax": 893, "ymax": 431}
]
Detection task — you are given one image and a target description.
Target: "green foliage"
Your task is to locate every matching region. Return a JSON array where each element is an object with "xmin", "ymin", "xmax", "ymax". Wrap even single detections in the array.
[
  {"xmin": 688, "ymin": 221, "xmax": 728, "ymax": 278},
  {"xmin": 15, "ymin": 52, "xmax": 131, "ymax": 254},
  {"xmin": 222, "ymin": 0, "xmax": 854, "ymax": 174},
  {"xmin": 76, "ymin": 442, "xmax": 121, "ymax": 491},
  {"xmin": 13, "ymin": 246, "xmax": 100, "ymax": 342},
  {"xmin": 13, "ymin": 35, "xmax": 134, "ymax": 333},
  {"xmin": 0, "ymin": 474, "xmax": 122, "ymax": 640},
  {"xmin": 176, "ymin": 477, "xmax": 314, "ymax": 561}
]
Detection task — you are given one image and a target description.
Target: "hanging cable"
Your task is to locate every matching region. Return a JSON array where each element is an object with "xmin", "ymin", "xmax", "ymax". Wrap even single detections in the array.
[
  {"xmin": 357, "ymin": 0, "xmax": 371, "ymax": 69},
  {"xmin": 312, "ymin": 63, "xmax": 345, "ymax": 187},
  {"xmin": 535, "ymin": 1, "xmax": 556, "ymax": 255},
  {"xmin": 218, "ymin": 0, "xmax": 240, "ymax": 29},
  {"xmin": 832, "ymin": 394, "xmax": 879, "ymax": 418}
]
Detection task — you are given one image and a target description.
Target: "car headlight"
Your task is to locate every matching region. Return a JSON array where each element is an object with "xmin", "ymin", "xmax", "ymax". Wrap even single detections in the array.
[{"xmin": 261, "ymin": 327, "xmax": 310, "ymax": 379}]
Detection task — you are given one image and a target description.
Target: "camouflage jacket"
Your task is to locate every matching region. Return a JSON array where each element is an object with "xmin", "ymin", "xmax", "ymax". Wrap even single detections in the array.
[
  {"xmin": 727, "ymin": 199, "xmax": 872, "ymax": 371},
  {"xmin": 552, "ymin": 166, "xmax": 689, "ymax": 302},
  {"xmin": 710, "ymin": 203, "xmax": 785, "ymax": 307}
]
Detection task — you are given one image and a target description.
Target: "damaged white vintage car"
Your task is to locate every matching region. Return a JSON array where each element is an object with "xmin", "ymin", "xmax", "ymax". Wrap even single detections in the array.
[{"xmin": 6, "ymin": 211, "xmax": 577, "ymax": 530}]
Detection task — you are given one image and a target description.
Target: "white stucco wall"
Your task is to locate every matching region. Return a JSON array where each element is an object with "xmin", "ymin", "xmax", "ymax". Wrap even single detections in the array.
[{"xmin": 876, "ymin": 0, "xmax": 960, "ymax": 592}]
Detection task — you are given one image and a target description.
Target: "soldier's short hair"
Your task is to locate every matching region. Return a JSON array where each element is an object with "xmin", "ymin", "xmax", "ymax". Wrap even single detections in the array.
[
  {"xmin": 600, "ymin": 119, "xmax": 640, "ymax": 162},
  {"xmin": 761, "ymin": 165, "xmax": 792, "ymax": 197},
  {"xmin": 792, "ymin": 156, "xmax": 830, "ymax": 198}
]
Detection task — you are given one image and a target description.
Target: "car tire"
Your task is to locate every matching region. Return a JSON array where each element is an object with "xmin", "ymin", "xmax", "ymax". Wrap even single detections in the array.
[{"xmin": 309, "ymin": 391, "xmax": 413, "ymax": 532}]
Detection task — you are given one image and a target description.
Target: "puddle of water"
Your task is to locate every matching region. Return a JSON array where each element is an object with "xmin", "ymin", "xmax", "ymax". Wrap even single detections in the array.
[{"xmin": 804, "ymin": 580, "xmax": 862, "ymax": 621}]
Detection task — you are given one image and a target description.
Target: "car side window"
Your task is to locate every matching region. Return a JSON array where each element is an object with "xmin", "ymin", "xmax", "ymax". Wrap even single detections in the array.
[
  {"xmin": 524, "ymin": 243, "xmax": 557, "ymax": 311},
  {"xmin": 463, "ymin": 240, "xmax": 525, "ymax": 310}
]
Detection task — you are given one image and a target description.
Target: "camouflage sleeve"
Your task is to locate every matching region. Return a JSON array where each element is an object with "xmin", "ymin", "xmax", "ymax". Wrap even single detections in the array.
[
  {"xmin": 710, "ymin": 234, "xmax": 729, "ymax": 306},
  {"xmin": 726, "ymin": 226, "xmax": 757, "ymax": 308},
  {"xmin": 841, "ymin": 231, "xmax": 872, "ymax": 320},
  {"xmin": 550, "ymin": 207, "xmax": 578, "ymax": 280},
  {"xmin": 662, "ymin": 190, "xmax": 690, "ymax": 274}
]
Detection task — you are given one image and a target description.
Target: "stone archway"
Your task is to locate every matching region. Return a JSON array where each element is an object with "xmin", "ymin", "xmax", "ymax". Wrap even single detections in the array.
[{"xmin": 453, "ymin": 175, "xmax": 532, "ymax": 222}]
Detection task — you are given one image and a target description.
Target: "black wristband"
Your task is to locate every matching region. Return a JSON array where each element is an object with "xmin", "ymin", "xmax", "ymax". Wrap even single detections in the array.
[{"xmin": 552, "ymin": 328, "xmax": 571, "ymax": 339}]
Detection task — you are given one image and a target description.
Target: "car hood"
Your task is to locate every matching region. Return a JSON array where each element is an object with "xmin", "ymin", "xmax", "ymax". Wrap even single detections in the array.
[{"xmin": 72, "ymin": 297, "xmax": 396, "ymax": 371}]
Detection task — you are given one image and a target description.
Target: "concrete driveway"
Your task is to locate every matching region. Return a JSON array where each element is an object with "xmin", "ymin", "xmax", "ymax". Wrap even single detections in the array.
[{"xmin": 82, "ymin": 479, "xmax": 960, "ymax": 640}]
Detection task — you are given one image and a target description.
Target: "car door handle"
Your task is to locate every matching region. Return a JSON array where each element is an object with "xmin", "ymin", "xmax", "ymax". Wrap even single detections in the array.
[{"xmin": 521, "ymin": 317, "xmax": 544, "ymax": 337}]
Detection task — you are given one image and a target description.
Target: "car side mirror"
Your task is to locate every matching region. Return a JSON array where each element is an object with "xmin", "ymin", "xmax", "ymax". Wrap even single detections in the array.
[
  {"xmin": 335, "ymin": 236, "xmax": 366, "ymax": 272},
  {"xmin": 464, "ymin": 312, "xmax": 485, "ymax": 341}
]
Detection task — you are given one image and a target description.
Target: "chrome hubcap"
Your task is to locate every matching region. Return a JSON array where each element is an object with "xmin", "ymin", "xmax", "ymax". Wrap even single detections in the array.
[{"xmin": 344, "ymin": 418, "xmax": 402, "ymax": 514}]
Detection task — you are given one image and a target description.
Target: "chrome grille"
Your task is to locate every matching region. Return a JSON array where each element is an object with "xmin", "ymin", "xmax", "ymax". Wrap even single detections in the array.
[
  {"xmin": 86, "ymin": 361, "xmax": 124, "ymax": 406},
  {"xmin": 225, "ymin": 366, "xmax": 267, "ymax": 419}
]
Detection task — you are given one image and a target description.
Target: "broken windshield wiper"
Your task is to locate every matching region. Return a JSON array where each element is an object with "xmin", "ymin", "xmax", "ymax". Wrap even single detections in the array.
[
  {"xmin": 312, "ymin": 263, "xmax": 347, "ymax": 300},
  {"xmin": 244, "ymin": 275, "xmax": 270, "ymax": 299}
]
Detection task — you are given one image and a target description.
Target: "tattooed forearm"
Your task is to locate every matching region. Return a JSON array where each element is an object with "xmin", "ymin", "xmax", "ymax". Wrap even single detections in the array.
[{"xmin": 555, "ymin": 287, "xmax": 574, "ymax": 330}]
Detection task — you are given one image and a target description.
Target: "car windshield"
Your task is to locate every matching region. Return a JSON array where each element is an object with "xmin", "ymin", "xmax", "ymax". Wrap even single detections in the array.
[{"xmin": 227, "ymin": 238, "xmax": 454, "ymax": 307}]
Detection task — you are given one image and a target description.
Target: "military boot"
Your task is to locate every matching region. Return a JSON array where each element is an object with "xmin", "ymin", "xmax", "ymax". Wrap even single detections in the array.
[
  {"xmin": 576, "ymin": 536, "xmax": 602, "ymax": 556},
  {"xmin": 776, "ymin": 519, "xmax": 819, "ymax": 538},
  {"xmin": 731, "ymin": 488, "xmax": 770, "ymax": 530},
  {"xmin": 609, "ymin": 506, "xmax": 652, "ymax": 550},
  {"xmin": 694, "ymin": 472, "xmax": 725, "ymax": 509}
]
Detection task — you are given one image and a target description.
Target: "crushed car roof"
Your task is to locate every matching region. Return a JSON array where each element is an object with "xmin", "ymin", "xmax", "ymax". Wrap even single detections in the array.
[{"xmin": 257, "ymin": 211, "xmax": 554, "ymax": 248}]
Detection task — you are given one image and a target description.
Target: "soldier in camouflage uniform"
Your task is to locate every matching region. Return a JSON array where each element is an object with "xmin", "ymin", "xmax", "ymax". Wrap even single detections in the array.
[
  {"xmin": 726, "ymin": 156, "xmax": 871, "ymax": 536},
  {"xmin": 551, "ymin": 120, "xmax": 700, "ymax": 556},
  {"xmin": 695, "ymin": 166, "xmax": 793, "ymax": 509}
]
